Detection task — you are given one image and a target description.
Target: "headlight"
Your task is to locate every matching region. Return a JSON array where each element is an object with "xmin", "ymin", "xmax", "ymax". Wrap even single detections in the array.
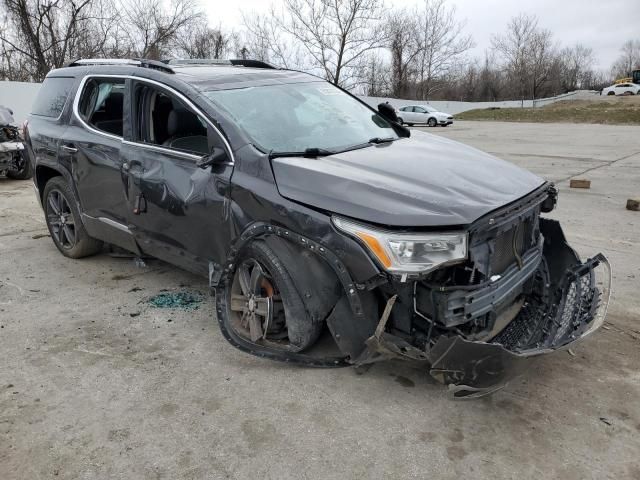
[{"xmin": 332, "ymin": 216, "xmax": 467, "ymax": 274}]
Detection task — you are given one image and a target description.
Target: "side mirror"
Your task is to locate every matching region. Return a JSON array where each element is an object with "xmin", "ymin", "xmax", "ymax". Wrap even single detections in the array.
[
  {"xmin": 377, "ymin": 103, "xmax": 399, "ymax": 123},
  {"xmin": 197, "ymin": 147, "xmax": 229, "ymax": 169},
  {"xmin": 377, "ymin": 102, "xmax": 410, "ymax": 138}
]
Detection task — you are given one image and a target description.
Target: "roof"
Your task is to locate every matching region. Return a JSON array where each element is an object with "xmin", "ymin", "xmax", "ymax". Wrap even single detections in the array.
[
  {"xmin": 171, "ymin": 65, "xmax": 317, "ymax": 90},
  {"xmin": 57, "ymin": 58, "xmax": 320, "ymax": 91}
]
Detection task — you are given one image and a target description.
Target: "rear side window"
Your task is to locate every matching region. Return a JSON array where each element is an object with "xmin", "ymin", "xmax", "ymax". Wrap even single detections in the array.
[
  {"xmin": 77, "ymin": 78, "xmax": 125, "ymax": 137},
  {"xmin": 31, "ymin": 77, "xmax": 74, "ymax": 118}
]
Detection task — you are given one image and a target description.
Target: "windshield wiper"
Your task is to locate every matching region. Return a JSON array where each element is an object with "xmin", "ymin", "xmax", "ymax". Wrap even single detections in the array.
[
  {"xmin": 269, "ymin": 147, "xmax": 335, "ymax": 159},
  {"xmin": 368, "ymin": 137, "xmax": 396, "ymax": 144}
]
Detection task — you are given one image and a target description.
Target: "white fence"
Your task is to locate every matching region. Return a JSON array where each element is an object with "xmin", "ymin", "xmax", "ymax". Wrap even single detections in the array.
[
  {"xmin": 359, "ymin": 90, "xmax": 600, "ymax": 115},
  {"xmin": 0, "ymin": 81, "xmax": 42, "ymax": 123},
  {"xmin": 0, "ymin": 79, "xmax": 599, "ymax": 124}
]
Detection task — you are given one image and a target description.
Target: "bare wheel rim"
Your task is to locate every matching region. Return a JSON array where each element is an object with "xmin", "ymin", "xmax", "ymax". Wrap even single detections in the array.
[
  {"xmin": 229, "ymin": 258, "xmax": 288, "ymax": 347},
  {"xmin": 46, "ymin": 189, "xmax": 76, "ymax": 250}
]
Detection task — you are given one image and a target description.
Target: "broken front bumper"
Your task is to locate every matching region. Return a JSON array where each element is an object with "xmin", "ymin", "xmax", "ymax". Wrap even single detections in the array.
[
  {"xmin": 429, "ymin": 252, "xmax": 611, "ymax": 398},
  {"xmin": 354, "ymin": 221, "xmax": 612, "ymax": 398}
]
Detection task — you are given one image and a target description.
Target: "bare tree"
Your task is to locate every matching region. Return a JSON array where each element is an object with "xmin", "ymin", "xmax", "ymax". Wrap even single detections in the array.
[
  {"xmin": 276, "ymin": 0, "xmax": 387, "ymax": 87},
  {"xmin": 528, "ymin": 27, "xmax": 555, "ymax": 100},
  {"xmin": 559, "ymin": 44, "xmax": 595, "ymax": 90},
  {"xmin": 359, "ymin": 52, "xmax": 390, "ymax": 96},
  {"xmin": 492, "ymin": 13, "xmax": 556, "ymax": 101},
  {"xmin": 177, "ymin": 22, "xmax": 235, "ymax": 59},
  {"xmin": 240, "ymin": 10, "xmax": 301, "ymax": 68},
  {"xmin": 0, "ymin": 0, "xmax": 102, "ymax": 80},
  {"xmin": 121, "ymin": 0, "xmax": 203, "ymax": 59},
  {"xmin": 414, "ymin": 0, "xmax": 473, "ymax": 100},
  {"xmin": 611, "ymin": 39, "xmax": 640, "ymax": 79},
  {"xmin": 385, "ymin": 8, "xmax": 420, "ymax": 98}
]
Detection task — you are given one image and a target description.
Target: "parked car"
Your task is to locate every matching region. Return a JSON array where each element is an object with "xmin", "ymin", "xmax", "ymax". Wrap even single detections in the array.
[
  {"xmin": 0, "ymin": 105, "xmax": 32, "ymax": 180},
  {"xmin": 601, "ymin": 83, "xmax": 639, "ymax": 96},
  {"xmin": 25, "ymin": 58, "xmax": 610, "ymax": 398},
  {"xmin": 397, "ymin": 105, "xmax": 454, "ymax": 127}
]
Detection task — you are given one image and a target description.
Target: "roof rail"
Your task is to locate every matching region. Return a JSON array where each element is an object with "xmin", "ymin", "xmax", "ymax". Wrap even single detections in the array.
[
  {"xmin": 66, "ymin": 58, "xmax": 174, "ymax": 74},
  {"xmin": 165, "ymin": 58, "xmax": 232, "ymax": 66},
  {"xmin": 165, "ymin": 58, "xmax": 277, "ymax": 69},
  {"xmin": 229, "ymin": 59, "xmax": 277, "ymax": 69}
]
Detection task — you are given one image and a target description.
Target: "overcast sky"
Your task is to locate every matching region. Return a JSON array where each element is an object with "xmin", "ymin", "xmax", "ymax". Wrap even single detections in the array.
[{"xmin": 205, "ymin": 0, "xmax": 638, "ymax": 72}]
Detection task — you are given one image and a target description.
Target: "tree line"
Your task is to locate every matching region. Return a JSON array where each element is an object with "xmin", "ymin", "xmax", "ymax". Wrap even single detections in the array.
[{"xmin": 1, "ymin": 0, "xmax": 639, "ymax": 102}]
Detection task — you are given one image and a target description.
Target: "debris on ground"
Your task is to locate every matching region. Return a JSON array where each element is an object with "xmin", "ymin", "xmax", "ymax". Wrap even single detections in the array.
[
  {"xmin": 570, "ymin": 179, "xmax": 591, "ymax": 189},
  {"xmin": 626, "ymin": 198, "xmax": 639, "ymax": 211},
  {"xmin": 599, "ymin": 417, "xmax": 613, "ymax": 426},
  {"xmin": 31, "ymin": 233, "xmax": 50, "ymax": 239},
  {"xmin": 133, "ymin": 257, "xmax": 147, "ymax": 268},
  {"xmin": 148, "ymin": 291, "xmax": 204, "ymax": 310}
]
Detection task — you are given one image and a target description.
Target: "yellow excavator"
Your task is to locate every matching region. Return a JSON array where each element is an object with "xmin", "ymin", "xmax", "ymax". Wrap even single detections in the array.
[{"xmin": 615, "ymin": 69, "xmax": 640, "ymax": 85}]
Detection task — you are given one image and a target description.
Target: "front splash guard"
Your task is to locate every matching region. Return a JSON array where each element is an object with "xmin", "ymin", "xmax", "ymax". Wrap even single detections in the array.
[{"xmin": 426, "ymin": 252, "xmax": 611, "ymax": 398}]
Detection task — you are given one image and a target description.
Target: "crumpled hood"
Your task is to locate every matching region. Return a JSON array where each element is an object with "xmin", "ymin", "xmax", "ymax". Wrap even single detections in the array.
[{"xmin": 271, "ymin": 131, "xmax": 545, "ymax": 227}]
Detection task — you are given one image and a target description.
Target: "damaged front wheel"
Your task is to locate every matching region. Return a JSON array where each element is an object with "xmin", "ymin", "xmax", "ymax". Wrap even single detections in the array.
[{"xmin": 218, "ymin": 240, "xmax": 323, "ymax": 353}]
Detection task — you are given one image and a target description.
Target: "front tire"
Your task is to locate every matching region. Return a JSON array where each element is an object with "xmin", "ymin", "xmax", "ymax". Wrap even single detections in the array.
[
  {"xmin": 397, "ymin": 117, "xmax": 404, "ymax": 125},
  {"xmin": 43, "ymin": 177, "xmax": 103, "ymax": 258},
  {"xmin": 428, "ymin": 117, "xmax": 437, "ymax": 127},
  {"xmin": 217, "ymin": 240, "xmax": 323, "ymax": 353},
  {"xmin": 607, "ymin": 91, "xmax": 615, "ymax": 96}
]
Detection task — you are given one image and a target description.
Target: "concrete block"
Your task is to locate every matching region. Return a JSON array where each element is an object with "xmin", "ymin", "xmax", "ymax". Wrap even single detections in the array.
[
  {"xmin": 626, "ymin": 198, "xmax": 640, "ymax": 211},
  {"xmin": 570, "ymin": 179, "xmax": 591, "ymax": 189}
]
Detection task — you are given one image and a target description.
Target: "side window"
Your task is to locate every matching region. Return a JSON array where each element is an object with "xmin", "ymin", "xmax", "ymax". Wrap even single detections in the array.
[
  {"xmin": 132, "ymin": 83, "xmax": 220, "ymax": 156},
  {"xmin": 415, "ymin": 107, "xmax": 426, "ymax": 113},
  {"xmin": 31, "ymin": 77, "xmax": 74, "ymax": 118},
  {"xmin": 77, "ymin": 78, "xmax": 125, "ymax": 137}
]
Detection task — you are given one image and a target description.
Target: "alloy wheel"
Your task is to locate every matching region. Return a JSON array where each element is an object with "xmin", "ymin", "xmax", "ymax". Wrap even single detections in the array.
[
  {"xmin": 229, "ymin": 259, "xmax": 287, "ymax": 346},
  {"xmin": 46, "ymin": 189, "xmax": 77, "ymax": 250}
]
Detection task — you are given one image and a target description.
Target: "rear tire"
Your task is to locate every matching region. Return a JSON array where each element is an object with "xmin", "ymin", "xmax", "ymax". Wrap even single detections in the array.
[
  {"xmin": 6, "ymin": 151, "xmax": 33, "ymax": 180},
  {"xmin": 43, "ymin": 177, "xmax": 103, "ymax": 258}
]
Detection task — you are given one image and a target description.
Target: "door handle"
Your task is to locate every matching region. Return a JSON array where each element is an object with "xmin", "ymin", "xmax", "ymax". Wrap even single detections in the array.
[
  {"xmin": 122, "ymin": 162, "xmax": 130, "ymax": 172},
  {"xmin": 61, "ymin": 144, "xmax": 77, "ymax": 153}
]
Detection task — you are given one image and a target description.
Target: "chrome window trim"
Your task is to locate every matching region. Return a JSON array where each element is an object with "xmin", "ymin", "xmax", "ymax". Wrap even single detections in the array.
[
  {"xmin": 72, "ymin": 74, "xmax": 235, "ymax": 164},
  {"xmin": 121, "ymin": 140, "xmax": 202, "ymax": 161}
]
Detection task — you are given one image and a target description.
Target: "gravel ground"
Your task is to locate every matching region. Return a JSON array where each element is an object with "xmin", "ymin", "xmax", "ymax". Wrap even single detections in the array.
[{"xmin": 1, "ymin": 121, "xmax": 639, "ymax": 479}]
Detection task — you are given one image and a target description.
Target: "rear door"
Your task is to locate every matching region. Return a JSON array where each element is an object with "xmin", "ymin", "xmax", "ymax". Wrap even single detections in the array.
[
  {"xmin": 121, "ymin": 80, "xmax": 234, "ymax": 275},
  {"xmin": 63, "ymin": 76, "xmax": 128, "ymax": 223}
]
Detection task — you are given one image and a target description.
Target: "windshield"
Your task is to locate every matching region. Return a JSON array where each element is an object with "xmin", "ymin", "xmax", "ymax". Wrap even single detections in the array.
[{"xmin": 205, "ymin": 82, "xmax": 398, "ymax": 153}]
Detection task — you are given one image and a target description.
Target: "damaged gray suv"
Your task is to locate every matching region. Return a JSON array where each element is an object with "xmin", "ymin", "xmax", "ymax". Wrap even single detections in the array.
[{"xmin": 25, "ymin": 58, "xmax": 610, "ymax": 397}]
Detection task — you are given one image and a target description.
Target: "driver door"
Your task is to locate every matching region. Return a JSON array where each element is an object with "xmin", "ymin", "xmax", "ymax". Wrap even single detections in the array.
[{"xmin": 120, "ymin": 80, "xmax": 234, "ymax": 276}]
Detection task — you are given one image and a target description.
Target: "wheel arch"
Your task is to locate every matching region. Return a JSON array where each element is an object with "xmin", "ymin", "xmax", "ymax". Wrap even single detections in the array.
[
  {"xmin": 213, "ymin": 222, "xmax": 383, "ymax": 365},
  {"xmin": 35, "ymin": 165, "xmax": 67, "ymax": 202}
]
